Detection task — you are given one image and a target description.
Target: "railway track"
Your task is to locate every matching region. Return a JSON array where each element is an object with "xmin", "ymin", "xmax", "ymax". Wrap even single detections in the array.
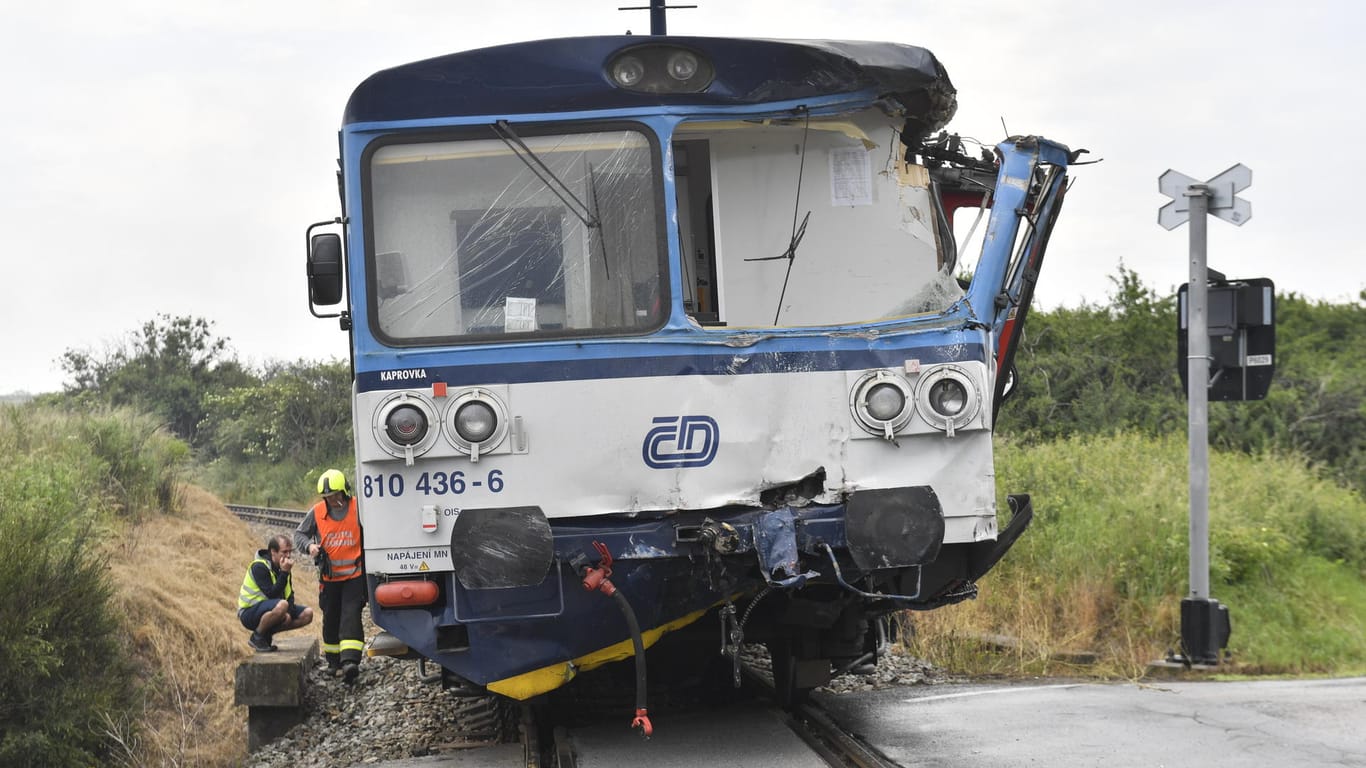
[
  {"xmin": 782, "ymin": 697, "xmax": 900, "ymax": 768},
  {"xmin": 525, "ymin": 665, "xmax": 900, "ymax": 768},
  {"xmin": 227, "ymin": 504, "xmax": 307, "ymax": 528}
]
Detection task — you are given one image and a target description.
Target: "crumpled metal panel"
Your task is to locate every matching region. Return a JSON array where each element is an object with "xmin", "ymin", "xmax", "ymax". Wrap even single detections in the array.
[{"xmin": 754, "ymin": 508, "xmax": 801, "ymax": 583}]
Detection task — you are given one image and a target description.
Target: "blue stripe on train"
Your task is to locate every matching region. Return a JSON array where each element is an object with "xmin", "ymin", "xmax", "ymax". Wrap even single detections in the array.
[{"xmin": 355, "ymin": 342, "xmax": 986, "ymax": 392}]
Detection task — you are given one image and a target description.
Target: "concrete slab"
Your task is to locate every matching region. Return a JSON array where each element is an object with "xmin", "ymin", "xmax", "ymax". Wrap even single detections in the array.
[
  {"xmin": 234, "ymin": 633, "xmax": 319, "ymax": 751},
  {"xmin": 234, "ymin": 634, "xmax": 317, "ymax": 707}
]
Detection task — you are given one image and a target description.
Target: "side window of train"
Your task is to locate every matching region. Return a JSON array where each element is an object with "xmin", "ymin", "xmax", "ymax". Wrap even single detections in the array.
[{"xmin": 672, "ymin": 140, "xmax": 720, "ymax": 325}]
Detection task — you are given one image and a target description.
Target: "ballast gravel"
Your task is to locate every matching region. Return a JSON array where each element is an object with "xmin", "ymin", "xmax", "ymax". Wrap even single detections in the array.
[{"xmin": 244, "ymin": 626, "xmax": 949, "ymax": 768}]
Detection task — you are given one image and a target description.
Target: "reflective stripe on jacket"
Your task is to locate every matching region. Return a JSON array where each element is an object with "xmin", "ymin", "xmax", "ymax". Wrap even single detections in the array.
[
  {"xmin": 313, "ymin": 497, "xmax": 363, "ymax": 581},
  {"xmin": 238, "ymin": 553, "xmax": 292, "ymax": 609}
]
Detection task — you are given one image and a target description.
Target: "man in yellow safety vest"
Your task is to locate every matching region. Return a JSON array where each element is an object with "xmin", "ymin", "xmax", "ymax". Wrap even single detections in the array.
[{"xmin": 238, "ymin": 534, "xmax": 314, "ymax": 652}]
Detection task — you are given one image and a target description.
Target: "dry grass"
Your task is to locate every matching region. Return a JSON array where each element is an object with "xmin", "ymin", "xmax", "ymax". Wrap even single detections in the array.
[
  {"xmin": 105, "ymin": 485, "xmax": 319, "ymax": 767},
  {"xmin": 904, "ymin": 576, "xmax": 1176, "ymax": 681}
]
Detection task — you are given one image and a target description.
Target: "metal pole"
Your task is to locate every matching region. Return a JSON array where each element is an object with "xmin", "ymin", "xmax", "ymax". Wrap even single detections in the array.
[
  {"xmin": 1186, "ymin": 185, "xmax": 1211, "ymax": 601},
  {"xmin": 651, "ymin": 0, "xmax": 666, "ymax": 34}
]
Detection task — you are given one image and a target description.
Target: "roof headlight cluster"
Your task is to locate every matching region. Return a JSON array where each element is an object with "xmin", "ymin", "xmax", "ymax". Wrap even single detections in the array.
[{"xmin": 607, "ymin": 45, "xmax": 714, "ymax": 93}]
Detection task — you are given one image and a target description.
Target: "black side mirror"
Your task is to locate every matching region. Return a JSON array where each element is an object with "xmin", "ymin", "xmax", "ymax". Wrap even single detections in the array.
[{"xmin": 308, "ymin": 232, "xmax": 344, "ymax": 307}]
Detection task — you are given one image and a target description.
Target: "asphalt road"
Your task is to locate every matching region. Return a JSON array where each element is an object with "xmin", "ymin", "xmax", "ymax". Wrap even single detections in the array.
[
  {"xmin": 362, "ymin": 676, "xmax": 1366, "ymax": 767},
  {"xmin": 817, "ymin": 676, "xmax": 1366, "ymax": 767}
]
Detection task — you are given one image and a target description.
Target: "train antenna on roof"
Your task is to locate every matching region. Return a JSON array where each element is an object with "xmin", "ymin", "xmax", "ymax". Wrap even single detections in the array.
[{"xmin": 619, "ymin": 0, "xmax": 697, "ymax": 35}]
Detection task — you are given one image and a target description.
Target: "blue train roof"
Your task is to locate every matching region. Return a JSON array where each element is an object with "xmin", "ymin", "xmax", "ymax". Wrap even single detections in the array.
[{"xmin": 343, "ymin": 36, "xmax": 956, "ymax": 132}]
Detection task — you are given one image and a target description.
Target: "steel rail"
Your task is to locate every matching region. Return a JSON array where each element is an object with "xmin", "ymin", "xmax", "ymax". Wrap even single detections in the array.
[
  {"xmin": 787, "ymin": 701, "xmax": 900, "ymax": 768},
  {"xmin": 226, "ymin": 504, "xmax": 307, "ymax": 528},
  {"xmin": 743, "ymin": 666, "xmax": 901, "ymax": 768}
]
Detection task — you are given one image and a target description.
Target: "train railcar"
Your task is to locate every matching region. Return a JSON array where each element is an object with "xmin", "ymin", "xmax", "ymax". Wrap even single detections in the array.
[{"xmin": 304, "ymin": 24, "xmax": 1075, "ymax": 726}]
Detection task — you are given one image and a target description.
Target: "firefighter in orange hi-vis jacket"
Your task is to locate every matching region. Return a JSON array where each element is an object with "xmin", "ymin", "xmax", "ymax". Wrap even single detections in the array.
[{"xmin": 294, "ymin": 469, "xmax": 366, "ymax": 683}]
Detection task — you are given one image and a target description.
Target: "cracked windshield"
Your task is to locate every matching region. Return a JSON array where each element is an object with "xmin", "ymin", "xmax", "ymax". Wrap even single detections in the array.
[{"xmin": 367, "ymin": 128, "xmax": 663, "ymax": 342}]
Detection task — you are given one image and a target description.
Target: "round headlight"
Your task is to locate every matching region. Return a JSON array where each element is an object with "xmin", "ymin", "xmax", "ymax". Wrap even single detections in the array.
[
  {"xmin": 927, "ymin": 379, "xmax": 967, "ymax": 418},
  {"xmin": 865, "ymin": 382, "xmax": 906, "ymax": 421},
  {"xmin": 914, "ymin": 365, "xmax": 982, "ymax": 435},
  {"xmin": 454, "ymin": 401, "xmax": 497, "ymax": 443},
  {"xmin": 849, "ymin": 370, "xmax": 915, "ymax": 438},
  {"xmin": 443, "ymin": 389, "xmax": 511, "ymax": 459},
  {"xmin": 373, "ymin": 392, "xmax": 440, "ymax": 459},
  {"xmin": 385, "ymin": 404, "xmax": 429, "ymax": 446},
  {"xmin": 611, "ymin": 56, "xmax": 645, "ymax": 87},
  {"xmin": 667, "ymin": 51, "xmax": 699, "ymax": 81}
]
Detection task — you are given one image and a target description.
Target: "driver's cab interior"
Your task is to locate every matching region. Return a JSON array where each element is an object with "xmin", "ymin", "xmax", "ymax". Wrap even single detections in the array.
[{"xmin": 670, "ymin": 108, "xmax": 962, "ymax": 331}]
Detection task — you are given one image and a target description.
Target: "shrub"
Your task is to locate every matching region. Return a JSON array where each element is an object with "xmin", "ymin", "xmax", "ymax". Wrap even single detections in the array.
[
  {"xmin": 0, "ymin": 496, "xmax": 136, "ymax": 766},
  {"xmin": 0, "ymin": 404, "xmax": 189, "ymax": 765},
  {"xmin": 74, "ymin": 409, "xmax": 190, "ymax": 518}
]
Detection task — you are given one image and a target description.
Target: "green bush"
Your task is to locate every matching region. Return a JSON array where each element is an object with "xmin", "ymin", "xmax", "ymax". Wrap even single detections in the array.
[
  {"xmin": 75, "ymin": 409, "xmax": 190, "ymax": 518},
  {"xmin": 0, "ymin": 405, "xmax": 186, "ymax": 764},
  {"xmin": 0, "ymin": 478, "xmax": 136, "ymax": 766},
  {"xmin": 0, "ymin": 407, "xmax": 188, "ymax": 521}
]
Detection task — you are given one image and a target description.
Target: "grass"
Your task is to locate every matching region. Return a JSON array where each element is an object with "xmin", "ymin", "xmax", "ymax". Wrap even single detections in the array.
[
  {"xmin": 103, "ymin": 484, "xmax": 319, "ymax": 766},
  {"xmin": 906, "ymin": 433, "xmax": 1366, "ymax": 679}
]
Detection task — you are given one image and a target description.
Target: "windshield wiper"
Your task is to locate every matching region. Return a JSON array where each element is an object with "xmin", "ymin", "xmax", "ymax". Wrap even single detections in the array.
[
  {"xmin": 493, "ymin": 120, "xmax": 600, "ymax": 230},
  {"xmin": 585, "ymin": 159, "xmax": 610, "ymax": 279},
  {"xmin": 742, "ymin": 106, "xmax": 811, "ymax": 325},
  {"xmin": 494, "ymin": 120, "xmax": 610, "ymax": 278}
]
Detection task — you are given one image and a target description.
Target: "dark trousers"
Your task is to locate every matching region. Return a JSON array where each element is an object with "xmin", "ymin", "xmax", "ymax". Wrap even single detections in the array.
[{"xmin": 319, "ymin": 576, "xmax": 366, "ymax": 667}]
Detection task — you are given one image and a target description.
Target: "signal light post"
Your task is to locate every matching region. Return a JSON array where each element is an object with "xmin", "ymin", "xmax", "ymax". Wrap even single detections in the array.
[{"xmin": 1158, "ymin": 164, "xmax": 1257, "ymax": 667}]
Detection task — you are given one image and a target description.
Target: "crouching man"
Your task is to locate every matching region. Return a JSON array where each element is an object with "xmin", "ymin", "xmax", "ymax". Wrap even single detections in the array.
[{"xmin": 238, "ymin": 534, "xmax": 314, "ymax": 652}]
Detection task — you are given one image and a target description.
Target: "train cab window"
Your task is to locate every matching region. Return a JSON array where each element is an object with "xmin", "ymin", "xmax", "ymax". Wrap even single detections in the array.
[
  {"xmin": 673, "ymin": 108, "xmax": 963, "ymax": 329},
  {"xmin": 365, "ymin": 128, "xmax": 666, "ymax": 344}
]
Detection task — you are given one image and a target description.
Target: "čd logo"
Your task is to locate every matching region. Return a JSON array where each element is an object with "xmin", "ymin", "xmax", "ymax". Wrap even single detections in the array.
[{"xmin": 642, "ymin": 416, "xmax": 719, "ymax": 468}]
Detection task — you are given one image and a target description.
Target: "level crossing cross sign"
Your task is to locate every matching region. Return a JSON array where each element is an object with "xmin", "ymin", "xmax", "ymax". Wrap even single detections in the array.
[{"xmin": 1158, "ymin": 163, "xmax": 1252, "ymax": 230}]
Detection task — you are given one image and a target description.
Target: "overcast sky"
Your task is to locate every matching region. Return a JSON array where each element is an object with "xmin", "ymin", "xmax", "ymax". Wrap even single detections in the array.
[{"xmin": 2, "ymin": 0, "xmax": 1362, "ymax": 395}]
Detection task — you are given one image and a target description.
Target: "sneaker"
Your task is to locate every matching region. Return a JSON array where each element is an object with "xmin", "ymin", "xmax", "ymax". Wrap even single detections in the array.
[
  {"xmin": 248, "ymin": 634, "xmax": 276, "ymax": 653},
  {"xmin": 342, "ymin": 662, "xmax": 359, "ymax": 683}
]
